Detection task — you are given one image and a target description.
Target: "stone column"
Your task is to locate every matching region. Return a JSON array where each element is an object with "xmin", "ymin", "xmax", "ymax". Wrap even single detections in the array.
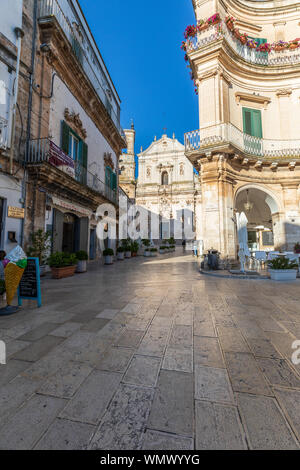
[
  {"xmin": 281, "ymin": 183, "xmax": 300, "ymax": 250},
  {"xmin": 200, "ymin": 154, "xmax": 236, "ymax": 259}
]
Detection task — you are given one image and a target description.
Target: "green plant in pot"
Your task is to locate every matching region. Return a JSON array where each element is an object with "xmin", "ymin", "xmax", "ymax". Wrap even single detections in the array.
[
  {"xmin": 122, "ymin": 239, "xmax": 132, "ymax": 258},
  {"xmin": 268, "ymin": 256, "xmax": 299, "ymax": 281},
  {"xmin": 150, "ymin": 247, "xmax": 157, "ymax": 257},
  {"xmin": 103, "ymin": 248, "xmax": 114, "ymax": 265},
  {"xmin": 48, "ymin": 252, "xmax": 77, "ymax": 279},
  {"xmin": 143, "ymin": 239, "xmax": 151, "ymax": 257},
  {"xmin": 117, "ymin": 246, "xmax": 125, "ymax": 261},
  {"xmin": 27, "ymin": 229, "xmax": 52, "ymax": 276},
  {"xmin": 76, "ymin": 250, "xmax": 88, "ymax": 273},
  {"xmin": 131, "ymin": 241, "xmax": 139, "ymax": 257}
]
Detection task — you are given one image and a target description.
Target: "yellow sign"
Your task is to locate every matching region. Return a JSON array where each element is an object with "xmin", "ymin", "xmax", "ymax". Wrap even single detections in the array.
[{"xmin": 7, "ymin": 206, "xmax": 25, "ymax": 219}]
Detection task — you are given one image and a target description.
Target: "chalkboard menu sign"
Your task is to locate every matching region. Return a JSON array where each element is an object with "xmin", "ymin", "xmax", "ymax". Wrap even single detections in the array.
[{"xmin": 18, "ymin": 257, "xmax": 42, "ymax": 308}]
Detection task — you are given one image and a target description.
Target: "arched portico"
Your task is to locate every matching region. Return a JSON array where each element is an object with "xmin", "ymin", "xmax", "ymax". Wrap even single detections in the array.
[{"xmin": 235, "ymin": 185, "xmax": 281, "ymax": 254}]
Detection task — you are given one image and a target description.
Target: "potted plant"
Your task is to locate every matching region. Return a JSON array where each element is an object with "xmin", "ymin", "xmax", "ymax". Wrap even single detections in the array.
[
  {"xmin": 103, "ymin": 248, "xmax": 114, "ymax": 265},
  {"xmin": 273, "ymin": 40, "xmax": 288, "ymax": 52},
  {"xmin": 48, "ymin": 252, "xmax": 77, "ymax": 279},
  {"xmin": 150, "ymin": 248, "xmax": 157, "ymax": 257},
  {"xmin": 288, "ymin": 39, "xmax": 300, "ymax": 50},
  {"xmin": 27, "ymin": 229, "xmax": 52, "ymax": 276},
  {"xmin": 197, "ymin": 19, "xmax": 208, "ymax": 32},
  {"xmin": 225, "ymin": 15, "xmax": 235, "ymax": 32},
  {"xmin": 76, "ymin": 250, "xmax": 88, "ymax": 273},
  {"xmin": 131, "ymin": 241, "xmax": 139, "ymax": 257},
  {"xmin": 143, "ymin": 239, "xmax": 151, "ymax": 257},
  {"xmin": 159, "ymin": 246, "xmax": 166, "ymax": 255},
  {"xmin": 294, "ymin": 242, "xmax": 300, "ymax": 254},
  {"xmin": 117, "ymin": 246, "xmax": 125, "ymax": 260},
  {"xmin": 268, "ymin": 256, "xmax": 299, "ymax": 281}
]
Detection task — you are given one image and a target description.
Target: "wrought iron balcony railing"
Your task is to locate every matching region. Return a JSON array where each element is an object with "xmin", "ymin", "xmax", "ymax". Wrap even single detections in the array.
[
  {"xmin": 186, "ymin": 20, "xmax": 300, "ymax": 67},
  {"xmin": 185, "ymin": 123, "xmax": 300, "ymax": 159},
  {"xmin": 0, "ymin": 118, "xmax": 9, "ymax": 150},
  {"xmin": 38, "ymin": 0, "xmax": 124, "ymax": 138},
  {"xmin": 27, "ymin": 137, "xmax": 117, "ymax": 204}
]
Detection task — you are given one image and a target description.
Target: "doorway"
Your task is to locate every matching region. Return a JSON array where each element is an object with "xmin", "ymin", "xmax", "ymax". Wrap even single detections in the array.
[{"xmin": 62, "ymin": 213, "xmax": 79, "ymax": 253}]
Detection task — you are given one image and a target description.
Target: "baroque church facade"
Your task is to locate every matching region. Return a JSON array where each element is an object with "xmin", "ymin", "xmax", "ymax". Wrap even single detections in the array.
[{"xmin": 120, "ymin": 130, "xmax": 201, "ymax": 242}]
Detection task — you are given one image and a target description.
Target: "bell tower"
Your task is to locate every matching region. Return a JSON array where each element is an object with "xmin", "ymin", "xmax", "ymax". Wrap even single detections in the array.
[{"xmin": 119, "ymin": 122, "xmax": 136, "ymax": 200}]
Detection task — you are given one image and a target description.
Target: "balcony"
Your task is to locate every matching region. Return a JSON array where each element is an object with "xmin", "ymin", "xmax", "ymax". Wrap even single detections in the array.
[
  {"xmin": 38, "ymin": 0, "xmax": 124, "ymax": 139},
  {"xmin": 185, "ymin": 124, "xmax": 300, "ymax": 160},
  {"xmin": 186, "ymin": 20, "xmax": 300, "ymax": 67},
  {"xmin": 0, "ymin": 118, "xmax": 9, "ymax": 150},
  {"xmin": 27, "ymin": 138, "xmax": 117, "ymax": 205}
]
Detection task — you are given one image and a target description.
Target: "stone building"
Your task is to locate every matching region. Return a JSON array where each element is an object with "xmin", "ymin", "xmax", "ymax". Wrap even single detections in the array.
[
  {"xmin": 0, "ymin": 0, "xmax": 25, "ymax": 254},
  {"xmin": 135, "ymin": 132, "xmax": 201, "ymax": 242},
  {"xmin": 184, "ymin": 0, "xmax": 300, "ymax": 260},
  {"xmin": 10, "ymin": 0, "xmax": 127, "ymax": 258},
  {"xmin": 119, "ymin": 123, "xmax": 136, "ymax": 201}
]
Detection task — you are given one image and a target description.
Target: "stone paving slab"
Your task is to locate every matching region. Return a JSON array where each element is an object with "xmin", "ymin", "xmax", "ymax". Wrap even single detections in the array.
[
  {"xmin": 95, "ymin": 347, "xmax": 133, "ymax": 373},
  {"xmin": 162, "ymin": 347, "xmax": 193, "ymax": 373},
  {"xmin": 194, "ymin": 365, "xmax": 234, "ymax": 404},
  {"xmin": 60, "ymin": 370, "xmax": 121, "ymax": 425},
  {"xmin": 237, "ymin": 393, "xmax": 299, "ymax": 450},
  {"xmin": 225, "ymin": 352, "xmax": 271, "ymax": 395},
  {"xmin": 123, "ymin": 355, "xmax": 161, "ymax": 387},
  {"xmin": 148, "ymin": 370, "xmax": 194, "ymax": 436},
  {"xmin": 34, "ymin": 418, "xmax": 96, "ymax": 450},
  {"xmin": 12, "ymin": 335, "xmax": 64, "ymax": 363},
  {"xmin": 273, "ymin": 387, "xmax": 300, "ymax": 441},
  {"xmin": 257, "ymin": 358, "xmax": 300, "ymax": 388},
  {"xmin": 195, "ymin": 400, "xmax": 247, "ymax": 450},
  {"xmin": 89, "ymin": 384, "xmax": 154, "ymax": 450},
  {"xmin": 0, "ymin": 394, "xmax": 67, "ymax": 450},
  {"xmin": 194, "ymin": 336, "xmax": 224, "ymax": 368}
]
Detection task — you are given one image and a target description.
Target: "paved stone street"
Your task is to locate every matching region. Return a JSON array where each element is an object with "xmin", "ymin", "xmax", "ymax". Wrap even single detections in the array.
[{"xmin": 0, "ymin": 251, "xmax": 300, "ymax": 450}]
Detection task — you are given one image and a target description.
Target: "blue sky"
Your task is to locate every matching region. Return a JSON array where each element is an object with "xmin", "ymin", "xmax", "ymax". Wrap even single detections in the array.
[{"xmin": 80, "ymin": 0, "xmax": 198, "ymax": 161}]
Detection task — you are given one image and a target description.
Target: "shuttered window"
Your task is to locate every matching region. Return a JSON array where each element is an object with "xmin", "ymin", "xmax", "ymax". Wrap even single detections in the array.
[
  {"xmin": 105, "ymin": 166, "xmax": 117, "ymax": 190},
  {"xmin": 242, "ymin": 108, "xmax": 262, "ymax": 138}
]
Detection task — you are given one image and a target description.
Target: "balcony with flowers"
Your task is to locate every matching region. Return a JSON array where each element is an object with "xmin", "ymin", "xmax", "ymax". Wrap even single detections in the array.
[{"xmin": 181, "ymin": 13, "xmax": 300, "ymax": 71}]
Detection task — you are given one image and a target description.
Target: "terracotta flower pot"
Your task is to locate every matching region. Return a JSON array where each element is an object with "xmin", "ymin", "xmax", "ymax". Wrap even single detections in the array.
[
  {"xmin": 289, "ymin": 44, "xmax": 299, "ymax": 50},
  {"xmin": 51, "ymin": 265, "xmax": 76, "ymax": 279},
  {"xmin": 198, "ymin": 23, "xmax": 208, "ymax": 32},
  {"xmin": 274, "ymin": 46, "xmax": 286, "ymax": 52}
]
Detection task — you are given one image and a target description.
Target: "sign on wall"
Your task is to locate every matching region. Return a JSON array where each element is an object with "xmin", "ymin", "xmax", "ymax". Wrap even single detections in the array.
[{"xmin": 7, "ymin": 207, "xmax": 24, "ymax": 219}]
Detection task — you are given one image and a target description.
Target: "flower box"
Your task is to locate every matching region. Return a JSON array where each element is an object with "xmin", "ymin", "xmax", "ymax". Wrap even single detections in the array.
[
  {"xmin": 269, "ymin": 269, "xmax": 298, "ymax": 281},
  {"xmin": 51, "ymin": 265, "xmax": 76, "ymax": 279}
]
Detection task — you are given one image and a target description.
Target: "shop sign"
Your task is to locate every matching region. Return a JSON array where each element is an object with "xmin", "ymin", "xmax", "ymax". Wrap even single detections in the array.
[{"xmin": 7, "ymin": 206, "xmax": 25, "ymax": 219}]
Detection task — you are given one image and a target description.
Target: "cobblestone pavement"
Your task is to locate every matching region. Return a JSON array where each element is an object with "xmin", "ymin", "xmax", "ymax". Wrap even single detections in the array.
[{"xmin": 0, "ymin": 252, "xmax": 300, "ymax": 450}]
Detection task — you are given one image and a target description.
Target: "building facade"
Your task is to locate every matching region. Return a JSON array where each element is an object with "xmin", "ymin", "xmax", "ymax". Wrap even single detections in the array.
[
  {"xmin": 184, "ymin": 0, "xmax": 300, "ymax": 259},
  {"xmin": 0, "ymin": 0, "xmax": 25, "ymax": 254},
  {"xmin": 11, "ymin": 0, "xmax": 126, "ymax": 259},
  {"xmin": 119, "ymin": 123, "xmax": 136, "ymax": 201},
  {"xmin": 135, "ymin": 133, "xmax": 201, "ymax": 242}
]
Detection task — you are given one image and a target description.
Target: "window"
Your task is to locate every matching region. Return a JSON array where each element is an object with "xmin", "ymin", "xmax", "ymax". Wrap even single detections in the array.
[
  {"xmin": 161, "ymin": 171, "xmax": 168, "ymax": 186},
  {"xmin": 61, "ymin": 121, "xmax": 88, "ymax": 184},
  {"xmin": 105, "ymin": 166, "xmax": 117, "ymax": 191},
  {"xmin": 242, "ymin": 108, "xmax": 262, "ymax": 138}
]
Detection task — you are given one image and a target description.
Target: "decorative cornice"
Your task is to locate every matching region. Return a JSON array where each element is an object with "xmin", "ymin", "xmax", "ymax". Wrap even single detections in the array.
[
  {"xmin": 104, "ymin": 152, "xmax": 114, "ymax": 170},
  {"xmin": 276, "ymin": 89, "xmax": 293, "ymax": 97},
  {"xmin": 235, "ymin": 92, "xmax": 271, "ymax": 109},
  {"xmin": 64, "ymin": 108, "xmax": 87, "ymax": 139}
]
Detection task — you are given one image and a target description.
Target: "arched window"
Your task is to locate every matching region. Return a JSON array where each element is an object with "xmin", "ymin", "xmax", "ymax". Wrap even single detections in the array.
[{"xmin": 161, "ymin": 171, "xmax": 168, "ymax": 186}]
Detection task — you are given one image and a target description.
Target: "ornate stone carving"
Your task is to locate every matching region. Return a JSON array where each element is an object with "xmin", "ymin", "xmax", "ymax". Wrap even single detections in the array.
[
  {"xmin": 276, "ymin": 89, "xmax": 292, "ymax": 97},
  {"xmin": 104, "ymin": 152, "xmax": 114, "ymax": 170},
  {"xmin": 64, "ymin": 108, "xmax": 87, "ymax": 139}
]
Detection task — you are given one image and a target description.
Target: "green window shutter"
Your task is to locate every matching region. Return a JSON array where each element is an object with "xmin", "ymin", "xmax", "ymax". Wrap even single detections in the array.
[
  {"xmin": 82, "ymin": 142, "xmax": 88, "ymax": 169},
  {"xmin": 243, "ymin": 108, "xmax": 262, "ymax": 138},
  {"xmin": 61, "ymin": 121, "xmax": 70, "ymax": 154},
  {"xmin": 105, "ymin": 166, "xmax": 111, "ymax": 188},
  {"xmin": 112, "ymin": 172, "xmax": 117, "ymax": 190}
]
